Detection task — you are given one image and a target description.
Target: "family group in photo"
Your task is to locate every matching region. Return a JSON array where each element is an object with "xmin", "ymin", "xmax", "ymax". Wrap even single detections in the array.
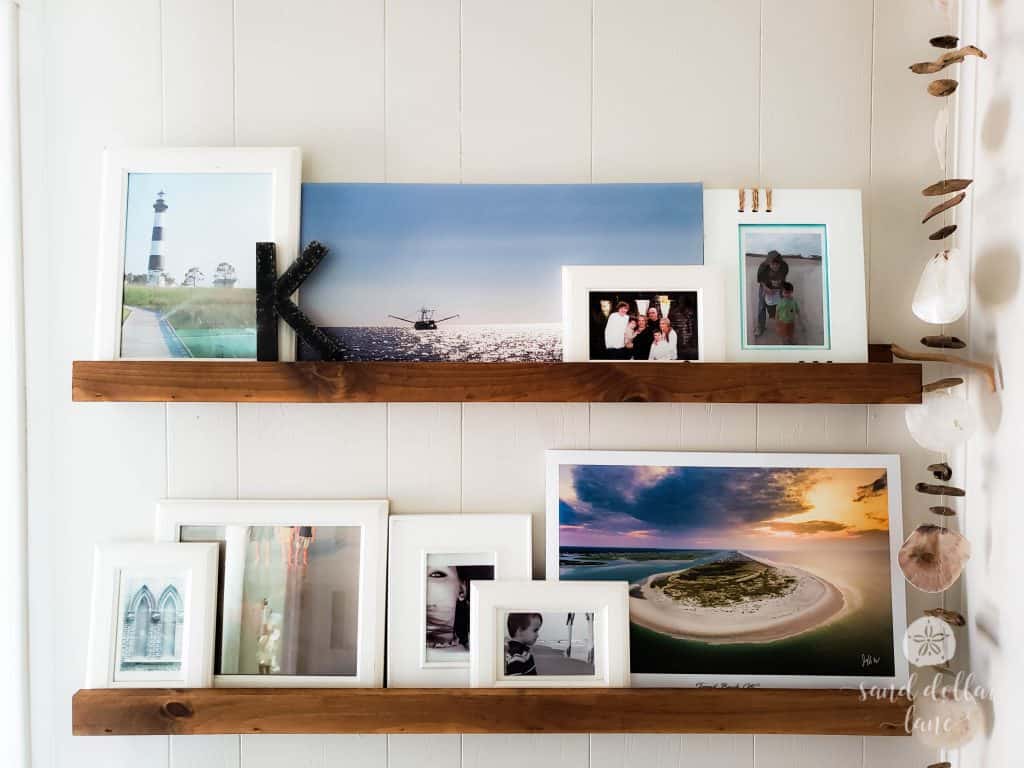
[
  {"xmin": 593, "ymin": 292, "xmax": 699, "ymax": 361},
  {"xmin": 754, "ymin": 251, "xmax": 805, "ymax": 345}
]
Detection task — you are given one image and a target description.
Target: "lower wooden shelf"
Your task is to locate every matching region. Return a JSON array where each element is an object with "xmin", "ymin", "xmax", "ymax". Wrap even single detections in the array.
[{"xmin": 72, "ymin": 687, "xmax": 911, "ymax": 737}]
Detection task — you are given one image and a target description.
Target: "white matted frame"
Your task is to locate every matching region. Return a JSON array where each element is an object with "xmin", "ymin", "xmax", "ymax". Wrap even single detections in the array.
[
  {"xmin": 545, "ymin": 449, "xmax": 908, "ymax": 690},
  {"xmin": 561, "ymin": 265, "xmax": 725, "ymax": 362},
  {"xmin": 86, "ymin": 542, "xmax": 219, "ymax": 689},
  {"xmin": 703, "ymin": 189, "xmax": 867, "ymax": 362},
  {"xmin": 155, "ymin": 499, "xmax": 388, "ymax": 688},
  {"xmin": 470, "ymin": 580, "xmax": 630, "ymax": 688},
  {"xmin": 94, "ymin": 147, "xmax": 302, "ymax": 360},
  {"xmin": 386, "ymin": 514, "xmax": 532, "ymax": 687}
]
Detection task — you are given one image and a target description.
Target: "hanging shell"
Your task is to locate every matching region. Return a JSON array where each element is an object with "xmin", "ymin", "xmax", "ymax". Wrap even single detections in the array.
[
  {"xmin": 925, "ymin": 608, "xmax": 967, "ymax": 626},
  {"xmin": 922, "ymin": 192, "xmax": 966, "ymax": 224},
  {"xmin": 922, "ymin": 179, "xmax": 973, "ymax": 196},
  {"xmin": 930, "ymin": 35, "xmax": 959, "ymax": 49},
  {"xmin": 906, "ymin": 391, "xmax": 976, "ymax": 452},
  {"xmin": 928, "ymin": 79, "xmax": 959, "ymax": 97},
  {"xmin": 912, "ymin": 249, "xmax": 968, "ymax": 323},
  {"xmin": 898, "ymin": 524, "xmax": 971, "ymax": 592},
  {"xmin": 929, "ymin": 224, "xmax": 958, "ymax": 241},
  {"xmin": 912, "ymin": 685, "xmax": 984, "ymax": 748}
]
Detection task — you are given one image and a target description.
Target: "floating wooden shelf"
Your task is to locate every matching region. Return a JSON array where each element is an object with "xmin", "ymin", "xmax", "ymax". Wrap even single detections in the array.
[
  {"xmin": 72, "ymin": 687, "xmax": 911, "ymax": 737},
  {"xmin": 71, "ymin": 346, "xmax": 920, "ymax": 404}
]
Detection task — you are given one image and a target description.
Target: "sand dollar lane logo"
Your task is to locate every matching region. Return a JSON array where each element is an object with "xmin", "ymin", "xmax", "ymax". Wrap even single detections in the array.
[{"xmin": 903, "ymin": 616, "xmax": 956, "ymax": 666}]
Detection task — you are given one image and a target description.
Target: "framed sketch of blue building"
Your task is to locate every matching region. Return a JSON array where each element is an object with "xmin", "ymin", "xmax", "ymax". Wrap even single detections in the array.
[
  {"xmin": 85, "ymin": 542, "xmax": 219, "ymax": 688},
  {"xmin": 297, "ymin": 182, "xmax": 704, "ymax": 362}
]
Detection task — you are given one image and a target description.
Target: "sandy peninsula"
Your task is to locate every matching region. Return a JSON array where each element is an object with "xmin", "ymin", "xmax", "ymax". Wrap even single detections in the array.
[{"xmin": 629, "ymin": 551, "xmax": 846, "ymax": 644}]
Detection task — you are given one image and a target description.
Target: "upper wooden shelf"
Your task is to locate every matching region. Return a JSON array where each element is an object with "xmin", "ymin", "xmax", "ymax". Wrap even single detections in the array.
[
  {"xmin": 72, "ymin": 687, "xmax": 911, "ymax": 737},
  {"xmin": 71, "ymin": 346, "xmax": 921, "ymax": 405}
]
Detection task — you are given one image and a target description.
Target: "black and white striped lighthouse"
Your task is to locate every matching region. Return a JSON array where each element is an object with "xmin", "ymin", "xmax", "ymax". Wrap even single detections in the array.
[{"xmin": 146, "ymin": 190, "xmax": 168, "ymax": 285}]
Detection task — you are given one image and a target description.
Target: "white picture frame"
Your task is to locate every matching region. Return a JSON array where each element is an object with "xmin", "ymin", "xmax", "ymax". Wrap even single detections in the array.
[
  {"xmin": 155, "ymin": 499, "xmax": 389, "ymax": 688},
  {"xmin": 95, "ymin": 147, "xmax": 302, "ymax": 361},
  {"xmin": 546, "ymin": 449, "xmax": 908, "ymax": 690},
  {"xmin": 469, "ymin": 580, "xmax": 630, "ymax": 688},
  {"xmin": 703, "ymin": 189, "xmax": 868, "ymax": 362},
  {"xmin": 386, "ymin": 514, "xmax": 533, "ymax": 687},
  {"xmin": 85, "ymin": 541, "xmax": 219, "ymax": 689},
  {"xmin": 561, "ymin": 265, "xmax": 725, "ymax": 362}
]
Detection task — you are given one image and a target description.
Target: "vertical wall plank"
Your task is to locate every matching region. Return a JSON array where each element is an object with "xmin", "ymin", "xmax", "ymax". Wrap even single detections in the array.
[
  {"xmin": 755, "ymin": 405, "xmax": 868, "ymax": 451},
  {"xmin": 590, "ymin": 734, "xmax": 754, "ymax": 768},
  {"xmin": 170, "ymin": 736, "xmax": 240, "ymax": 768},
  {"xmin": 161, "ymin": 0, "xmax": 234, "ymax": 145},
  {"xmin": 589, "ymin": 404, "xmax": 683, "ymax": 450},
  {"xmin": 237, "ymin": 404, "xmax": 388, "ymax": 498},
  {"xmin": 463, "ymin": 734, "xmax": 588, "ymax": 768},
  {"xmin": 680, "ymin": 404, "xmax": 758, "ymax": 450},
  {"xmin": 235, "ymin": 0, "xmax": 386, "ymax": 181},
  {"xmin": 388, "ymin": 735, "xmax": 462, "ymax": 768},
  {"xmin": 754, "ymin": 735, "xmax": 863, "ymax": 768},
  {"xmin": 385, "ymin": 0, "xmax": 461, "ymax": 181},
  {"xmin": 761, "ymin": 0, "xmax": 873, "ymax": 187},
  {"xmin": 864, "ymin": 735, "xmax": 939, "ymax": 766},
  {"xmin": 240, "ymin": 734, "xmax": 386, "ymax": 768},
  {"xmin": 461, "ymin": 404, "xmax": 589, "ymax": 576},
  {"xmin": 387, "ymin": 404, "xmax": 462, "ymax": 513},
  {"xmin": 167, "ymin": 403, "xmax": 238, "ymax": 498},
  {"xmin": 591, "ymin": 0, "xmax": 760, "ymax": 185},
  {"xmin": 461, "ymin": 0, "xmax": 592, "ymax": 182}
]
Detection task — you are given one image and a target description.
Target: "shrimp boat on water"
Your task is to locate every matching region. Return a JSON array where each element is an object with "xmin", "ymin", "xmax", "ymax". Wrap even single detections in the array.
[{"xmin": 387, "ymin": 307, "xmax": 460, "ymax": 331}]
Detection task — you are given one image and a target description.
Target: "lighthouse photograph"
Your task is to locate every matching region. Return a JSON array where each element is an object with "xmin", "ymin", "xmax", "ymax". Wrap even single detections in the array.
[{"xmin": 119, "ymin": 172, "xmax": 273, "ymax": 358}]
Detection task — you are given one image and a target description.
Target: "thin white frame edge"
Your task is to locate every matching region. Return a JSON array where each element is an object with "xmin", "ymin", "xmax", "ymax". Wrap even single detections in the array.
[
  {"xmin": 561, "ymin": 264, "xmax": 726, "ymax": 362},
  {"xmin": 85, "ymin": 541, "xmax": 219, "ymax": 689},
  {"xmin": 94, "ymin": 146, "xmax": 302, "ymax": 361},
  {"xmin": 544, "ymin": 449, "xmax": 909, "ymax": 690},
  {"xmin": 386, "ymin": 513, "xmax": 533, "ymax": 688},
  {"xmin": 154, "ymin": 498, "xmax": 389, "ymax": 688},
  {"xmin": 469, "ymin": 580, "xmax": 630, "ymax": 688}
]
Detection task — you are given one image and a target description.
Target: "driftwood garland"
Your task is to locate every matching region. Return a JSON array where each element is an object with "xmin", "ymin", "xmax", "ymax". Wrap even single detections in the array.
[
  {"xmin": 929, "ymin": 505, "xmax": 957, "ymax": 517},
  {"xmin": 891, "ymin": 343, "xmax": 997, "ymax": 392},
  {"xmin": 929, "ymin": 35, "xmax": 959, "ymax": 49},
  {"xmin": 928, "ymin": 462, "xmax": 953, "ymax": 481},
  {"xmin": 928, "ymin": 224, "xmax": 958, "ymax": 241},
  {"xmin": 910, "ymin": 45, "xmax": 988, "ymax": 74},
  {"xmin": 922, "ymin": 178, "xmax": 973, "ymax": 196},
  {"xmin": 916, "ymin": 482, "xmax": 966, "ymax": 497},
  {"xmin": 925, "ymin": 608, "xmax": 966, "ymax": 627},
  {"xmin": 928, "ymin": 78, "xmax": 959, "ymax": 97},
  {"xmin": 922, "ymin": 191, "xmax": 966, "ymax": 223},
  {"xmin": 921, "ymin": 335, "xmax": 966, "ymax": 349},
  {"xmin": 922, "ymin": 377, "xmax": 965, "ymax": 393}
]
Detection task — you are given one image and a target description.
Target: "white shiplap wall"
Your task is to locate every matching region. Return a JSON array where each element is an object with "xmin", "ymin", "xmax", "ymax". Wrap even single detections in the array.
[{"xmin": 19, "ymin": 0, "xmax": 958, "ymax": 766}]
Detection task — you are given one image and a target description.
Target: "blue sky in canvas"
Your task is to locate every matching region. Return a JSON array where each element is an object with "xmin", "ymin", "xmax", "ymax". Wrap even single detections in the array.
[
  {"xmin": 298, "ymin": 183, "xmax": 703, "ymax": 326},
  {"xmin": 124, "ymin": 172, "xmax": 272, "ymax": 288}
]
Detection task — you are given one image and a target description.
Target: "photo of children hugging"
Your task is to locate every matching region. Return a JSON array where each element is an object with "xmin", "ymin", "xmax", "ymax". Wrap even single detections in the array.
[
  {"xmin": 588, "ymin": 290, "xmax": 699, "ymax": 362},
  {"xmin": 742, "ymin": 226, "xmax": 827, "ymax": 348},
  {"xmin": 503, "ymin": 611, "xmax": 595, "ymax": 677}
]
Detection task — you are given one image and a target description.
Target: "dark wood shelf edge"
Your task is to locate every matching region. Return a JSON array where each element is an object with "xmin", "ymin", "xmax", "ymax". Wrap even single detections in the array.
[
  {"xmin": 72, "ymin": 687, "xmax": 912, "ymax": 737},
  {"xmin": 71, "ymin": 346, "xmax": 921, "ymax": 405}
]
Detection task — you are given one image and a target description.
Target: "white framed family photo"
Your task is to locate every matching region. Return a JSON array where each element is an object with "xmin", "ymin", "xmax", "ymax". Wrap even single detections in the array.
[
  {"xmin": 155, "ymin": 499, "xmax": 388, "ymax": 688},
  {"xmin": 94, "ymin": 147, "xmax": 302, "ymax": 361},
  {"xmin": 546, "ymin": 450, "xmax": 908, "ymax": 689},
  {"xmin": 561, "ymin": 265, "xmax": 725, "ymax": 363},
  {"xmin": 469, "ymin": 580, "xmax": 630, "ymax": 688},
  {"xmin": 85, "ymin": 542, "xmax": 219, "ymax": 688},
  {"xmin": 703, "ymin": 189, "xmax": 868, "ymax": 362},
  {"xmin": 386, "ymin": 514, "xmax": 533, "ymax": 687}
]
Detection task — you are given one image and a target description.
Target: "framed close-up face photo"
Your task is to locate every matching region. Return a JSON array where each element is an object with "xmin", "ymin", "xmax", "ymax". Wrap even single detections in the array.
[
  {"xmin": 386, "ymin": 514, "xmax": 532, "ymax": 687},
  {"xmin": 546, "ymin": 450, "xmax": 908, "ymax": 689},
  {"xmin": 561, "ymin": 265, "xmax": 724, "ymax": 363},
  {"xmin": 94, "ymin": 147, "xmax": 302, "ymax": 361},
  {"xmin": 469, "ymin": 580, "xmax": 630, "ymax": 688},
  {"xmin": 85, "ymin": 542, "xmax": 219, "ymax": 689},
  {"xmin": 155, "ymin": 499, "xmax": 388, "ymax": 688},
  {"xmin": 703, "ymin": 189, "xmax": 867, "ymax": 362}
]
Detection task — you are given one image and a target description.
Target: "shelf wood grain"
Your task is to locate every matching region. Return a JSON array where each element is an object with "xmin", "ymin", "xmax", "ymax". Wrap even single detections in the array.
[
  {"xmin": 72, "ymin": 687, "xmax": 912, "ymax": 736},
  {"xmin": 71, "ymin": 351, "xmax": 921, "ymax": 405}
]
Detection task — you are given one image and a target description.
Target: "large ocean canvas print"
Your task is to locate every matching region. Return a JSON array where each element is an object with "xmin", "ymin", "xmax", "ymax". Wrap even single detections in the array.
[
  {"xmin": 547, "ymin": 451, "xmax": 907, "ymax": 688},
  {"xmin": 297, "ymin": 183, "xmax": 703, "ymax": 361}
]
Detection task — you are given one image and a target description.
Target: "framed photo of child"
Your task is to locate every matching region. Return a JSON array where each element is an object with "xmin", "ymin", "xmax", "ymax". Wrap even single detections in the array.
[
  {"xmin": 386, "ymin": 514, "xmax": 533, "ymax": 687},
  {"xmin": 561, "ymin": 265, "xmax": 725, "ymax": 362},
  {"xmin": 469, "ymin": 581, "xmax": 630, "ymax": 688},
  {"xmin": 704, "ymin": 189, "xmax": 868, "ymax": 362}
]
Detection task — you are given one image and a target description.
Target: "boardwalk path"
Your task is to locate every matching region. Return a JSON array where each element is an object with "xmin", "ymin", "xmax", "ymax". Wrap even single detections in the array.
[{"xmin": 120, "ymin": 307, "xmax": 190, "ymax": 358}]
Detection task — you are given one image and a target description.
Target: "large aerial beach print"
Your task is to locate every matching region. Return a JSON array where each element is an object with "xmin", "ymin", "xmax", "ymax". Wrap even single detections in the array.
[
  {"xmin": 547, "ymin": 451, "xmax": 906, "ymax": 687},
  {"xmin": 297, "ymin": 183, "xmax": 703, "ymax": 361}
]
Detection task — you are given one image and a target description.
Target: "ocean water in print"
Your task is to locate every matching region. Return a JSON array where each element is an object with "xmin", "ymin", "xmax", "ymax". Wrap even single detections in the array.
[{"xmin": 301, "ymin": 323, "xmax": 562, "ymax": 362}]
